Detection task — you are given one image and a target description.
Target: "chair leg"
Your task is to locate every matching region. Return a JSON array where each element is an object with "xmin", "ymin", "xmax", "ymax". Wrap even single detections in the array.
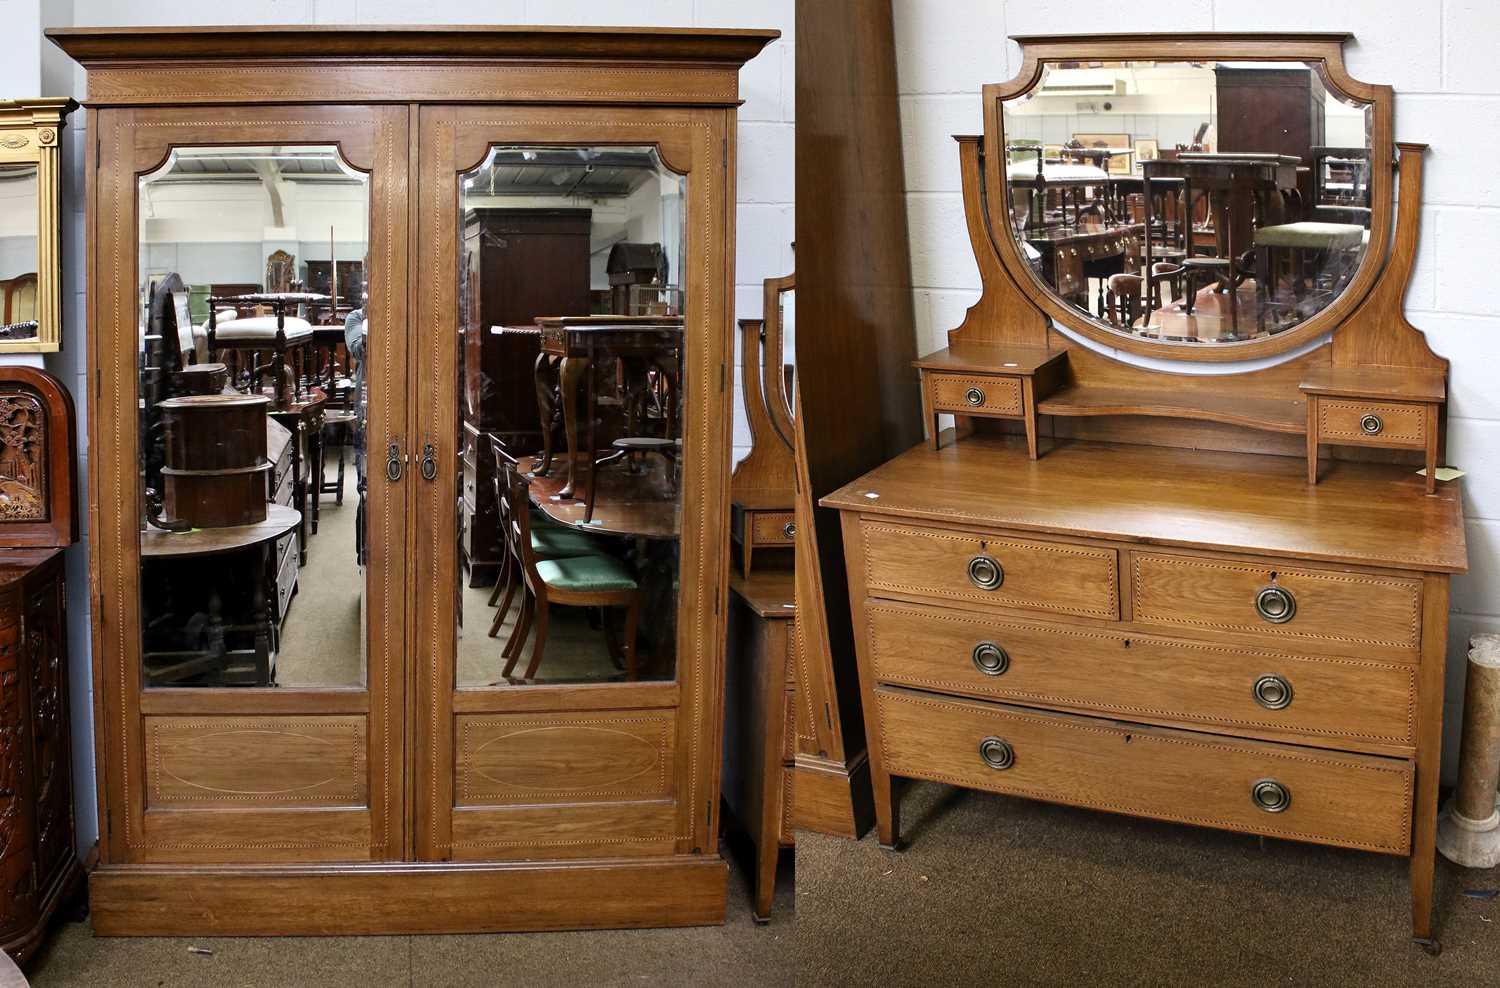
[
  {"xmin": 622, "ymin": 594, "xmax": 640, "ymax": 681},
  {"xmin": 501, "ymin": 592, "xmax": 531, "ymax": 676},
  {"xmin": 488, "ymin": 562, "xmax": 518, "ymax": 637},
  {"xmin": 487, "ymin": 553, "xmax": 509, "ymax": 607},
  {"xmin": 523, "ymin": 601, "xmax": 550, "ymax": 680}
]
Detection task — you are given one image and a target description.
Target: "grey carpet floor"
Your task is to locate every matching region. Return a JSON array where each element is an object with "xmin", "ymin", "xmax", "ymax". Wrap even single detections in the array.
[{"xmin": 795, "ymin": 779, "xmax": 1500, "ymax": 987}]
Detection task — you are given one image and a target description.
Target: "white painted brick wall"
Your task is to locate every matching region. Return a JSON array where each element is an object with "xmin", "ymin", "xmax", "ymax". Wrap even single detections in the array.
[
  {"xmin": 892, "ymin": 1, "xmax": 1500, "ymax": 782},
  {"xmin": 20, "ymin": 0, "xmax": 791, "ymax": 852}
]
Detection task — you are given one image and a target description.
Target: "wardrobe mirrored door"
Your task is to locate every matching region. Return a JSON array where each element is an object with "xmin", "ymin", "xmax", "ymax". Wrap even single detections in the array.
[{"xmin": 92, "ymin": 105, "xmax": 409, "ymax": 865}]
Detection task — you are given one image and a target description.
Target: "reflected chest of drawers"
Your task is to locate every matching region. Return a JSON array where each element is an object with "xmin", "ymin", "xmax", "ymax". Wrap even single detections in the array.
[{"xmin": 825, "ymin": 437, "xmax": 1464, "ymax": 946}]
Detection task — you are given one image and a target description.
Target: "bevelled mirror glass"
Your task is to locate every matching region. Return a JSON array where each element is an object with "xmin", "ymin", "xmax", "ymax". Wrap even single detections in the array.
[
  {"xmin": 999, "ymin": 60, "xmax": 1374, "ymax": 346},
  {"xmin": 136, "ymin": 144, "xmax": 371, "ymax": 689},
  {"xmin": 455, "ymin": 145, "xmax": 687, "ymax": 687}
]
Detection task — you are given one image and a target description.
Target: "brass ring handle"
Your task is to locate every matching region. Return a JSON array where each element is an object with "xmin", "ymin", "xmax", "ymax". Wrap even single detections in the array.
[
  {"xmin": 385, "ymin": 443, "xmax": 402, "ymax": 483},
  {"xmin": 964, "ymin": 387, "xmax": 985, "ymax": 406},
  {"xmin": 971, "ymin": 641, "xmax": 1009, "ymax": 677},
  {"xmin": 967, "ymin": 554, "xmax": 1004, "ymax": 591},
  {"xmin": 978, "ymin": 736, "xmax": 1014, "ymax": 771},
  {"xmin": 1359, "ymin": 413, "xmax": 1384, "ymax": 436},
  {"xmin": 1251, "ymin": 778, "xmax": 1292, "ymax": 813},
  {"xmin": 1252, "ymin": 674, "xmax": 1294, "ymax": 710},
  {"xmin": 1254, "ymin": 585, "xmax": 1296, "ymax": 624},
  {"xmin": 420, "ymin": 443, "xmax": 438, "ymax": 482},
  {"xmin": 783, "ymin": 521, "xmax": 796, "ymax": 540}
]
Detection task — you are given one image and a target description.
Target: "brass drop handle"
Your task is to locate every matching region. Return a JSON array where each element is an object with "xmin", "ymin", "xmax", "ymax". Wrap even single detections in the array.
[
  {"xmin": 1252, "ymin": 674, "xmax": 1293, "ymax": 710},
  {"xmin": 967, "ymin": 554, "xmax": 1004, "ymax": 591},
  {"xmin": 1359, "ymin": 413, "xmax": 1384, "ymax": 436},
  {"xmin": 971, "ymin": 641, "xmax": 1010, "ymax": 677},
  {"xmin": 978, "ymin": 736, "xmax": 1015, "ymax": 770},
  {"xmin": 385, "ymin": 442, "xmax": 403, "ymax": 483},
  {"xmin": 964, "ymin": 387, "xmax": 986, "ymax": 407},
  {"xmin": 1251, "ymin": 778, "xmax": 1292, "ymax": 813},
  {"xmin": 420, "ymin": 442, "xmax": 438, "ymax": 482},
  {"xmin": 1254, "ymin": 585, "xmax": 1296, "ymax": 624},
  {"xmin": 783, "ymin": 521, "xmax": 796, "ymax": 540}
]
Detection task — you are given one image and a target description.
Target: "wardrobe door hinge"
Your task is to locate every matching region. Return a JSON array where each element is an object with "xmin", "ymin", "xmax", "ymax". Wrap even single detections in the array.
[
  {"xmin": 722, "ymin": 139, "xmax": 728, "ymax": 170},
  {"xmin": 719, "ymin": 363, "xmax": 726, "ymax": 393}
]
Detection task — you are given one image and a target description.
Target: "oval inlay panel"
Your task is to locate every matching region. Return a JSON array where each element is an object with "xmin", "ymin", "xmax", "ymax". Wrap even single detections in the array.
[
  {"xmin": 146, "ymin": 716, "xmax": 366, "ymax": 806},
  {"xmin": 471, "ymin": 725, "xmax": 659, "ymax": 793}
]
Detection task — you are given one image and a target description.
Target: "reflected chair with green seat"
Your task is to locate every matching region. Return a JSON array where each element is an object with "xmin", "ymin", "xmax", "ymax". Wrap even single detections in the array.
[
  {"xmin": 486, "ymin": 439, "xmax": 595, "ymax": 642},
  {"xmin": 502, "ymin": 467, "xmax": 641, "ymax": 682}
]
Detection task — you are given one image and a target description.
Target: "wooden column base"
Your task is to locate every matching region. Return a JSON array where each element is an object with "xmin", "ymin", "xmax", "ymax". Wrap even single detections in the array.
[
  {"xmin": 88, "ymin": 856, "xmax": 728, "ymax": 936},
  {"xmin": 792, "ymin": 751, "xmax": 874, "ymax": 840}
]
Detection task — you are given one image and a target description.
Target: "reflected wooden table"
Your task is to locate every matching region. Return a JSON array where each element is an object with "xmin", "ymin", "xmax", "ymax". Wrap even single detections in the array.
[
  {"xmin": 531, "ymin": 316, "xmax": 684, "ymax": 507},
  {"xmin": 519, "ymin": 454, "xmax": 678, "ymax": 540},
  {"xmin": 141, "ymin": 505, "xmax": 301, "ymax": 686}
]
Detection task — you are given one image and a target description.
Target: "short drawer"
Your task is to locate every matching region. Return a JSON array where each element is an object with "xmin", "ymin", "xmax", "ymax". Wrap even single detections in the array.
[
  {"xmin": 927, "ymin": 373, "xmax": 1023, "ymax": 417},
  {"xmin": 751, "ymin": 510, "xmax": 796, "ymax": 546},
  {"xmin": 1131, "ymin": 551, "xmax": 1422, "ymax": 660},
  {"xmin": 874, "ymin": 687, "xmax": 1413, "ymax": 854},
  {"xmin": 1318, "ymin": 399, "xmax": 1427, "ymax": 447},
  {"xmin": 864, "ymin": 601, "xmax": 1417, "ymax": 749},
  {"xmin": 858, "ymin": 521, "xmax": 1119, "ymax": 620}
]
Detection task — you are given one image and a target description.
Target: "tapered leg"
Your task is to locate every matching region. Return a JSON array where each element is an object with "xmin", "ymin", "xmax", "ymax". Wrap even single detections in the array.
[
  {"xmin": 534, "ymin": 353, "xmax": 556, "ymax": 477},
  {"xmin": 876, "ymin": 773, "xmax": 901, "ymax": 850},
  {"xmin": 523, "ymin": 602, "xmax": 550, "ymax": 679},
  {"xmin": 558, "ymin": 356, "xmax": 586, "ymax": 499}
]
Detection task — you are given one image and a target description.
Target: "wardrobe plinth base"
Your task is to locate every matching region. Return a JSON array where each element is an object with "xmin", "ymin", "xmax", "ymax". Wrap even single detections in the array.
[{"xmin": 88, "ymin": 855, "xmax": 728, "ymax": 937}]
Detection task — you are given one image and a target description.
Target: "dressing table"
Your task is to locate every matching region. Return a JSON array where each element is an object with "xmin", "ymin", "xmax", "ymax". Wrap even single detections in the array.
[{"xmin": 824, "ymin": 33, "xmax": 1465, "ymax": 953}]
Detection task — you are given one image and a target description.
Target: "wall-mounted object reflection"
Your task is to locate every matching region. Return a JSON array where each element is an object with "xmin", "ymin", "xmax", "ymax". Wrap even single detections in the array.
[
  {"xmin": 1000, "ymin": 60, "xmax": 1374, "ymax": 345},
  {"xmin": 458, "ymin": 145, "xmax": 685, "ymax": 687}
]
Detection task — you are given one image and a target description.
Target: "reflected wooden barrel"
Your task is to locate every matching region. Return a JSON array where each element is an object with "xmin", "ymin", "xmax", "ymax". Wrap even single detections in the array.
[{"xmin": 158, "ymin": 393, "xmax": 271, "ymax": 528}]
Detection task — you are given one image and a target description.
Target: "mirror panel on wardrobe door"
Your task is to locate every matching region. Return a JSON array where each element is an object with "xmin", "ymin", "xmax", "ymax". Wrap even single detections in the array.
[
  {"xmin": 456, "ymin": 144, "xmax": 687, "ymax": 687},
  {"xmin": 137, "ymin": 144, "xmax": 371, "ymax": 689}
]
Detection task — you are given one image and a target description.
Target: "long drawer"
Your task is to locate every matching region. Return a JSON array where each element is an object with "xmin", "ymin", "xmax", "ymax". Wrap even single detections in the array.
[
  {"xmin": 857, "ymin": 520, "xmax": 1119, "ymax": 620},
  {"xmin": 1131, "ymin": 551, "xmax": 1423, "ymax": 661},
  {"xmin": 864, "ymin": 601, "xmax": 1417, "ymax": 749},
  {"xmin": 874, "ymin": 686, "xmax": 1413, "ymax": 854}
]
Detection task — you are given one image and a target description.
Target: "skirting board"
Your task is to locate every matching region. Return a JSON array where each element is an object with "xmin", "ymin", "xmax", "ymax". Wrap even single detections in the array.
[
  {"xmin": 89, "ymin": 855, "xmax": 728, "ymax": 936},
  {"xmin": 793, "ymin": 750, "xmax": 873, "ymax": 839}
]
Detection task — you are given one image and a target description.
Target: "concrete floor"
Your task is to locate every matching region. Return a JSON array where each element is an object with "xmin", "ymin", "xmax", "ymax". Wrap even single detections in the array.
[
  {"xmin": 26, "ymin": 848, "xmax": 792, "ymax": 987},
  {"xmin": 795, "ymin": 780, "xmax": 1500, "ymax": 988}
]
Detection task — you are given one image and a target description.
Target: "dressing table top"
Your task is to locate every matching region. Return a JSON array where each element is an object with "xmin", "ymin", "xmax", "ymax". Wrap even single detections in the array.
[{"xmin": 823, "ymin": 437, "xmax": 1467, "ymax": 574}]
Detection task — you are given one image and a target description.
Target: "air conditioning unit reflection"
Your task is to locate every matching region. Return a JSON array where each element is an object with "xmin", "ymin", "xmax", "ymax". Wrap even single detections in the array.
[{"xmin": 1038, "ymin": 69, "xmax": 1126, "ymax": 97}]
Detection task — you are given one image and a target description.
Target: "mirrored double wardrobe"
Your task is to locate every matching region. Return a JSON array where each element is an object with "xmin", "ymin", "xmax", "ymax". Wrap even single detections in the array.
[{"xmin": 53, "ymin": 24, "xmax": 776, "ymax": 934}]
